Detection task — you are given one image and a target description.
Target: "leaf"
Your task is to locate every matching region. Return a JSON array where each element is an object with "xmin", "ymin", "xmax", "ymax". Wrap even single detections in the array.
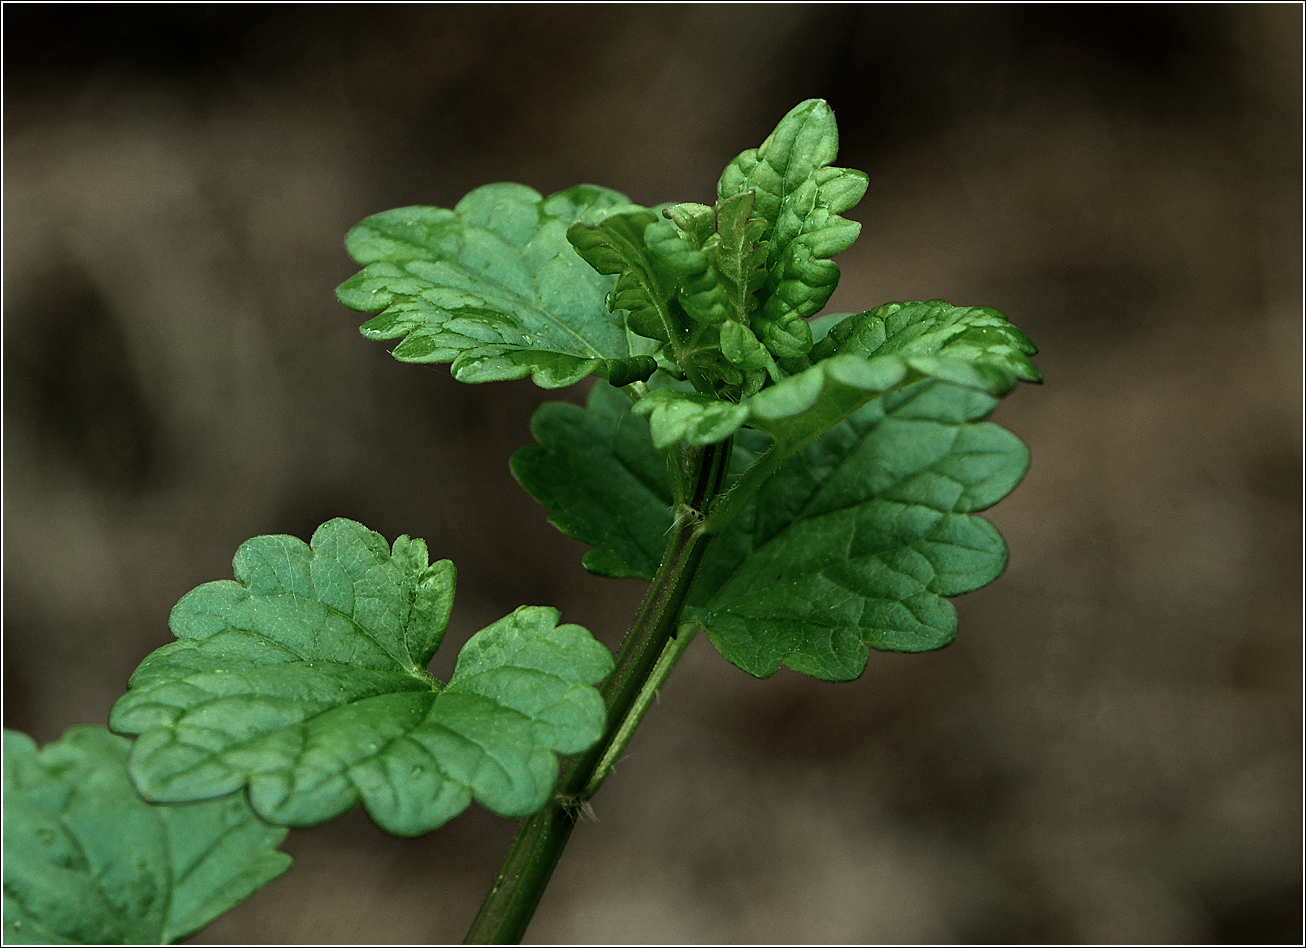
[
  {"xmin": 618, "ymin": 299, "xmax": 1041, "ymax": 451},
  {"xmin": 336, "ymin": 183, "xmax": 657, "ymax": 389},
  {"xmin": 650, "ymin": 191, "xmax": 769, "ymax": 337},
  {"xmin": 511, "ymin": 379, "xmax": 1027, "ymax": 683},
  {"xmin": 688, "ymin": 377, "xmax": 1029, "ymax": 681},
  {"xmin": 809, "ymin": 300, "xmax": 1042, "ymax": 393},
  {"xmin": 630, "ymin": 387, "xmax": 752, "ymax": 451},
  {"xmin": 718, "ymin": 99, "xmax": 869, "ymax": 351},
  {"xmin": 108, "ymin": 519, "xmax": 614, "ymax": 837},
  {"xmin": 719, "ymin": 319, "xmax": 771, "ymax": 371},
  {"xmin": 621, "ymin": 353, "xmax": 910, "ymax": 451},
  {"xmin": 649, "ymin": 194, "xmax": 774, "ymax": 396},
  {"xmin": 566, "ymin": 205, "xmax": 685, "ymax": 345},
  {"xmin": 3, "ymin": 726, "xmax": 290, "ymax": 945},
  {"xmin": 642, "ymin": 219, "xmax": 730, "ymax": 327},
  {"xmin": 708, "ymin": 191, "xmax": 770, "ymax": 322},
  {"xmin": 568, "ymin": 208, "xmax": 759, "ymax": 398},
  {"xmin": 662, "ymin": 202, "xmax": 716, "ymax": 245},
  {"xmin": 511, "ymin": 383, "xmax": 768, "ymax": 580},
  {"xmin": 510, "ymin": 383, "xmax": 674, "ymax": 579}
]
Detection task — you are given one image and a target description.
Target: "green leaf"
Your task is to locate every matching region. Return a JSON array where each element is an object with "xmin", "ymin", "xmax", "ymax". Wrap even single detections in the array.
[
  {"xmin": 653, "ymin": 193, "xmax": 768, "ymax": 336},
  {"xmin": 336, "ymin": 183, "xmax": 657, "ymax": 389},
  {"xmin": 510, "ymin": 383, "xmax": 673, "ymax": 579},
  {"xmin": 719, "ymin": 320, "xmax": 771, "ymax": 371},
  {"xmin": 511, "ymin": 383, "xmax": 768, "ymax": 579},
  {"xmin": 566, "ymin": 206, "xmax": 684, "ymax": 345},
  {"xmin": 643, "ymin": 218, "xmax": 730, "ymax": 327},
  {"xmin": 568, "ymin": 208, "xmax": 760, "ymax": 398},
  {"xmin": 661, "ymin": 202, "xmax": 716, "ymax": 245},
  {"xmin": 3, "ymin": 726, "xmax": 290, "ymax": 945},
  {"xmin": 510, "ymin": 378, "xmax": 1027, "ymax": 682},
  {"xmin": 718, "ymin": 99, "xmax": 868, "ymax": 352},
  {"xmin": 689, "ymin": 378, "xmax": 1029, "ymax": 681},
  {"xmin": 108, "ymin": 519, "xmax": 614, "ymax": 837},
  {"xmin": 620, "ymin": 353, "xmax": 910, "ymax": 451},
  {"xmin": 622, "ymin": 299, "xmax": 1040, "ymax": 452},
  {"xmin": 809, "ymin": 300, "xmax": 1042, "ymax": 393},
  {"xmin": 708, "ymin": 191, "xmax": 770, "ymax": 323},
  {"xmin": 630, "ymin": 387, "xmax": 752, "ymax": 450}
]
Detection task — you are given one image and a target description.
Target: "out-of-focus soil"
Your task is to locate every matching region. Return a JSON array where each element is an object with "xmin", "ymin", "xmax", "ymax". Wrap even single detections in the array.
[{"xmin": 3, "ymin": 6, "xmax": 1300, "ymax": 943}]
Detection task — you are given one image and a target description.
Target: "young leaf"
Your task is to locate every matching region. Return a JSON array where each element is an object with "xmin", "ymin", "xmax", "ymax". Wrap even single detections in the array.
[
  {"xmin": 568, "ymin": 209, "xmax": 757, "ymax": 398},
  {"xmin": 336, "ymin": 183, "xmax": 658, "ymax": 389},
  {"xmin": 644, "ymin": 218, "xmax": 730, "ymax": 327},
  {"xmin": 708, "ymin": 191, "xmax": 770, "ymax": 325},
  {"xmin": 108, "ymin": 519, "xmax": 614, "ymax": 837},
  {"xmin": 629, "ymin": 353, "xmax": 908, "ymax": 451},
  {"xmin": 718, "ymin": 100, "xmax": 869, "ymax": 352},
  {"xmin": 719, "ymin": 319, "xmax": 772, "ymax": 371},
  {"xmin": 618, "ymin": 299, "xmax": 1041, "ymax": 453},
  {"xmin": 809, "ymin": 300, "xmax": 1042, "ymax": 393},
  {"xmin": 688, "ymin": 378, "xmax": 1029, "ymax": 681},
  {"xmin": 566, "ymin": 206, "xmax": 685, "ymax": 345},
  {"xmin": 3, "ymin": 726, "xmax": 290, "ymax": 945},
  {"xmin": 630, "ymin": 387, "xmax": 752, "ymax": 450}
]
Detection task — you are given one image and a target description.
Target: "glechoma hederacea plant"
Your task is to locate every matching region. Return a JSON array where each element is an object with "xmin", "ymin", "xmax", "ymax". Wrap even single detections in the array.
[{"xmin": 3, "ymin": 99, "xmax": 1040, "ymax": 944}]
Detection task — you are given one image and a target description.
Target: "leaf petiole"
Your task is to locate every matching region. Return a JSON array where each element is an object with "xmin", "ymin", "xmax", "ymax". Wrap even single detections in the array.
[
  {"xmin": 584, "ymin": 621, "xmax": 699, "ymax": 799},
  {"xmin": 704, "ymin": 439, "xmax": 783, "ymax": 533}
]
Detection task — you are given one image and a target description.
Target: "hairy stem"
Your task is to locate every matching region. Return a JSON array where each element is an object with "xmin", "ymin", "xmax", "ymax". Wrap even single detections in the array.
[
  {"xmin": 464, "ymin": 439, "xmax": 732, "ymax": 945},
  {"xmin": 704, "ymin": 440, "xmax": 782, "ymax": 533},
  {"xmin": 584, "ymin": 621, "xmax": 699, "ymax": 798}
]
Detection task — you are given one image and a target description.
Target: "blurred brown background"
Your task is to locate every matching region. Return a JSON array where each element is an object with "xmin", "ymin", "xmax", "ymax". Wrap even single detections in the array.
[{"xmin": 3, "ymin": 4, "xmax": 1301, "ymax": 943}]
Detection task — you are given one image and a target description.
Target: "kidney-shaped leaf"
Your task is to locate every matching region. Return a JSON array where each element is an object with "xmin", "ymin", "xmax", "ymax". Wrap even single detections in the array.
[
  {"xmin": 511, "ymin": 379, "xmax": 1028, "ymax": 683},
  {"xmin": 688, "ymin": 378, "xmax": 1030, "ymax": 680},
  {"xmin": 3, "ymin": 726, "xmax": 290, "ymax": 945},
  {"xmin": 510, "ymin": 382, "xmax": 674, "ymax": 580},
  {"xmin": 336, "ymin": 183, "xmax": 658, "ymax": 388},
  {"xmin": 108, "ymin": 519, "xmax": 614, "ymax": 837}
]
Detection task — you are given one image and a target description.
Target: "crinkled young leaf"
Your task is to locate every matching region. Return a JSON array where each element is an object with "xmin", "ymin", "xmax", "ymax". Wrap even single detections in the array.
[
  {"xmin": 630, "ymin": 388, "xmax": 752, "ymax": 451},
  {"xmin": 644, "ymin": 219, "xmax": 730, "ymax": 327},
  {"xmin": 3, "ymin": 726, "xmax": 290, "ymax": 945},
  {"xmin": 708, "ymin": 191, "xmax": 770, "ymax": 324},
  {"xmin": 108, "ymin": 519, "xmax": 613, "ymax": 837},
  {"xmin": 688, "ymin": 378, "xmax": 1029, "ymax": 681},
  {"xmin": 510, "ymin": 383, "xmax": 673, "ymax": 579},
  {"xmin": 649, "ymin": 193, "xmax": 774, "ymax": 395},
  {"xmin": 717, "ymin": 99, "xmax": 869, "ymax": 355},
  {"xmin": 630, "ymin": 353, "xmax": 911, "ymax": 450},
  {"xmin": 650, "ymin": 192, "xmax": 768, "ymax": 335},
  {"xmin": 566, "ymin": 206, "xmax": 684, "ymax": 345},
  {"xmin": 620, "ymin": 299, "xmax": 1041, "ymax": 452},
  {"xmin": 336, "ymin": 183, "xmax": 657, "ymax": 389},
  {"xmin": 809, "ymin": 300, "xmax": 1042, "ymax": 393},
  {"xmin": 719, "ymin": 319, "xmax": 771, "ymax": 372},
  {"xmin": 568, "ymin": 209, "xmax": 757, "ymax": 397}
]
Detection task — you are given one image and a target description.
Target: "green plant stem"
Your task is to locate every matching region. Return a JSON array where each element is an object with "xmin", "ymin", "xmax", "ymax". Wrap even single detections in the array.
[
  {"xmin": 584, "ymin": 621, "xmax": 699, "ymax": 798},
  {"xmin": 705, "ymin": 440, "xmax": 782, "ymax": 532},
  {"xmin": 464, "ymin": 439, "xmax": 732, "ymax": 945}
]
